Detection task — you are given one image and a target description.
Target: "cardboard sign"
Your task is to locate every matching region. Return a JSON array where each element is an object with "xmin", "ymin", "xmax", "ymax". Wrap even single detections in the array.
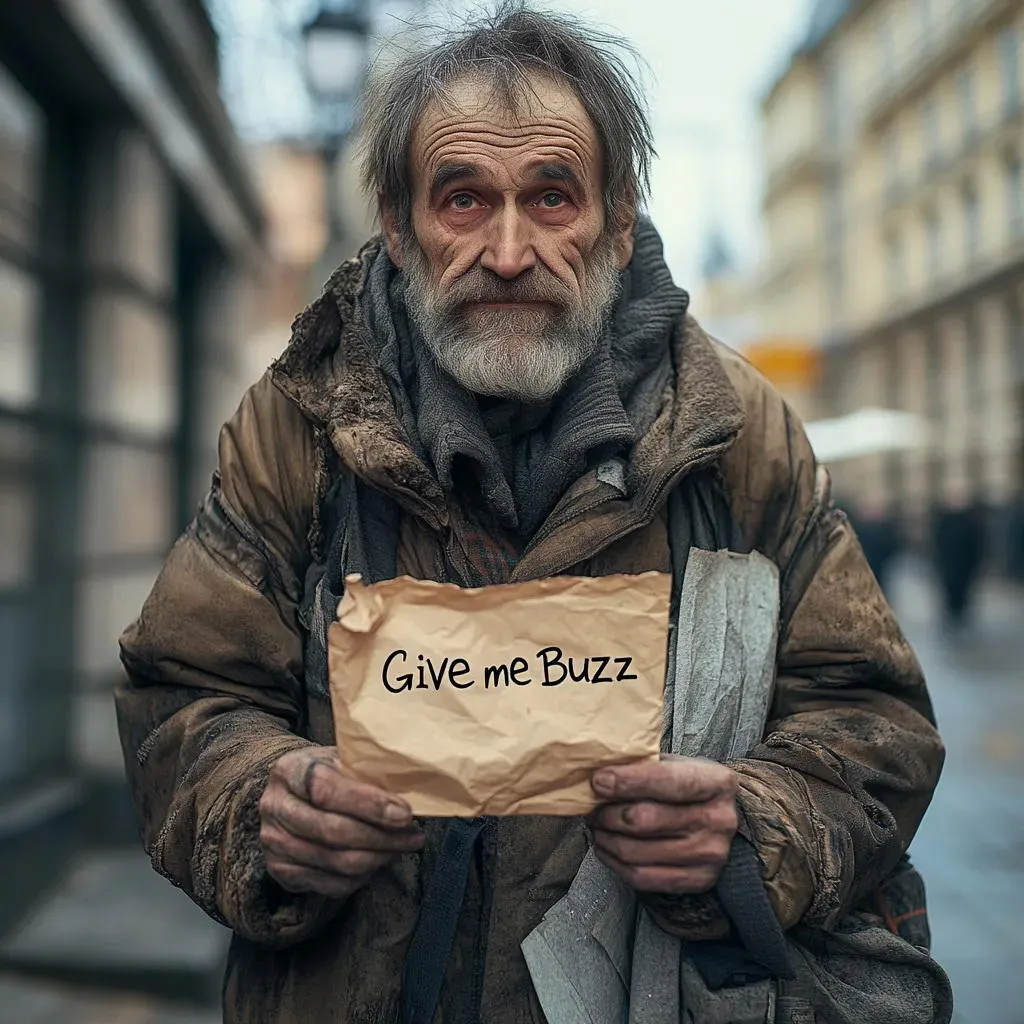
[{"xmin": 327, "ymin": 572, "xmax": 671, "ymax": 816}]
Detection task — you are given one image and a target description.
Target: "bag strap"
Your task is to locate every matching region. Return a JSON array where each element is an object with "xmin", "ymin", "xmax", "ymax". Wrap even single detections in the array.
[
  {"xmin": 400, "ymin": 818, "xmax": 488, "ymax": 1024},
  {"xmin": 301, "ymin": 474, "xmax": 401, "ymax": 701}
]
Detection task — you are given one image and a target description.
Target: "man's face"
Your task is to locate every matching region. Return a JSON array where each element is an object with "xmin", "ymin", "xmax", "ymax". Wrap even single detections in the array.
[{"xmin": 388, "ymin": 74, "xmax": 632, "ymax": 403}]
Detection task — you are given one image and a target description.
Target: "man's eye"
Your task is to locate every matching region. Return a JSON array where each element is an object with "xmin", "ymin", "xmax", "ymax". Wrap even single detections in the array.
[
  {"xmin": 451, "ymin": 194, "xmax": 475, "ymax": 210},
  {"xmin": 540, "ymin": 192, "xmax": 565, "ymax": 208}
]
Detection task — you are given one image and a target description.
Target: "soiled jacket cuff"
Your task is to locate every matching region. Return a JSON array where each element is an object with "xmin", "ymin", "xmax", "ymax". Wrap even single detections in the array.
[
  {"xmin": 639, "ymin": 794, "xmax": 812, "ymax": 943},
  {"xmin": 731, "ymin": 772, "xmax": 815, "ymax": 930},
  {"xmin": 193, "ymin": 738, "xmax": 345, "ymax": 949}
]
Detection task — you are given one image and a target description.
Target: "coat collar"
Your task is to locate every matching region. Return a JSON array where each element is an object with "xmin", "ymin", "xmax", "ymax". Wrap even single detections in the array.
[{"xmin": 270, "ymin": 237, "xmax": 745, "ymax": 543}]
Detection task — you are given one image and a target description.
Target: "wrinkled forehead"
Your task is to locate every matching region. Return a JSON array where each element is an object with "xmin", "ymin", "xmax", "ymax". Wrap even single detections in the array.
[{"xmin": 409, "ymin": 73, "xmax": 603, "ymax": 188}]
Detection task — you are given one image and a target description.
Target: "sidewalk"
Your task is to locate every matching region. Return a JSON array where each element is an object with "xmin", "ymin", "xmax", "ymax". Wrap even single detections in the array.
[
  {"xmin": 889, "ymin": 559, "xmax": 1024, "ymax": 1024},
  {"xmin": 0, "ymin": 850, "xmax": 227, "ymax": 1023},
  {"xmin": 0, "ymin": 973, "xmax": 220, "ymax": 1024}
]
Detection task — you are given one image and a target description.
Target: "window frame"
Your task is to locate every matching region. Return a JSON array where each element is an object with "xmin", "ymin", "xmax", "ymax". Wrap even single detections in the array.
[{"xmin": 999, "ymin": 23, "xmax": 1022, "ymax": 116}]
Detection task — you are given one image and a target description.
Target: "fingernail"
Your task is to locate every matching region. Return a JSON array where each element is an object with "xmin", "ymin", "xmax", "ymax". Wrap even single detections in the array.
[
  {"xmin": 593, "ymin": 770, "xmax": 616, "ymax": 795},
  {"xmin": 384, "ymin": 802, "xmax": 411, "ymax": 824}
]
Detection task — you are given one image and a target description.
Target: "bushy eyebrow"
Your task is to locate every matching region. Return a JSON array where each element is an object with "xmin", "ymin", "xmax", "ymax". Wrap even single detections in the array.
[
  {"xmin": 429, "ymin": 161, "xmax": 583, "ymax": 199},
  {"xmin": 531, "ymin": 163, "xmax": 581, "ymax": 189},
  {"xmin": 430, "ymin": 163, "xmax": 478, "ymax": 198}
]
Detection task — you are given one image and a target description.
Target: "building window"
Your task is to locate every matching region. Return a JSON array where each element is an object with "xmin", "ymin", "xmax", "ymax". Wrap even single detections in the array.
[
  {"xmin": 999, "ymin": 24, "xmax": 1021, "ymax": 117},
  {"xmin": 0, "ymin": 69, "xmax": 41, "ymax": 250},
  {"xmin": 885, "ymin": 230, "xmax": 904, "ymax": 296},
  {"xmin": 877, "ymin": 12, "xmax": 895, "ymax": 88},
  {"xmin": 962, "ymin": 181, "xmax": 980, "ymax": 263},
  {"xmin": 1007, "ymin": 151, "xmax": 1024, "ymax": 239},
  {"xmin": 825, "ymin": 178, "xmax": 843, "ymax": 237},
  {"xmin": 1011, "ymin": 298, "xmax": 1024, "ymax": 383},
  {"xmin": 956, "ymin": 65, "xmax": 976, "ymax": 145},
  {"xmin": 919, "ymin": 0, "xmax": 933, "ymax": 41},
  {"xmin": 827, "ymin": 255, "xmax": 844, "ymax": 315},
  {"xmin": 925, "ymin": 331, "xmax": 943, "ymax": 418},
  {"xmin": 924, "ymin": 206, "xmax": 942, "ymax": 280},
  {"xmin": 963, "ymin": 312, "xmax": 983, "ymax": 424},
  {"xmin": 0, "ymin": 63, "xmax": 43, "ymax": 790},
  {"xmin": 884, "ymin": 129, "xmax": 901, "ymax": 200},
  {"xmin": 0, "ymin": 262, "xmax": 40, "ymax": 408},
  {"xmin": 75, "ymin": 128, "xmax": 178, "ymax": 712},
  {"xmin": 921, "ymin": 94, "xmax": 941, "ymax": 171},
  {"xmin": 824, "ymin": 62, "xmax": 843, "ymax": 148}
]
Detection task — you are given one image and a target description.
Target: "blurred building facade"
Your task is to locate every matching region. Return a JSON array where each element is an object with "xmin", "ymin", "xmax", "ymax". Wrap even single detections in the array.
[
  {"xmin": 692, "ymin": 226, "xmax": 763, "ymax": 348},
  {"xmin": 246, "ymin": 133, "xmax": 376, "ymax": 355},
  {"xmin": 758, "ymin": 0, "xmax": 1024, "ymax": 570},
  {"xmin": 0, "ymin": 0, "xmax": 265, "ymax": 935}
]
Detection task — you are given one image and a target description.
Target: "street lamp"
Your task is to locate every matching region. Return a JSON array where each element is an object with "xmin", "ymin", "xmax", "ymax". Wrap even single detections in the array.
[{"xmin": 302, "ymin": 1, "xmax": 371, "ymax": 248}]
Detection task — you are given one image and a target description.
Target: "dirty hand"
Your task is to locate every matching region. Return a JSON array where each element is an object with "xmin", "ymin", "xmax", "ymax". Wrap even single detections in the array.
[
  {"xmin": 259, "ymin": 746, "xmax": 425, "ymax": 899},
  {"xmin": 588, "ymin": 756, "xmax": 738, "ymax": 894}
]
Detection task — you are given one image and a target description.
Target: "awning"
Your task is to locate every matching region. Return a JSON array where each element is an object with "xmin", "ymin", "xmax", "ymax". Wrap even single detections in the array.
[{"xmin": 805, "ymin": 407, "xmax": 930, "ymax": 463}]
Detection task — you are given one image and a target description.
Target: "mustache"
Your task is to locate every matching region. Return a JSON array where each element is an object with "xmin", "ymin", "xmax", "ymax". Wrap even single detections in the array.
[{"xmin": 440, "ymin": 265, "xmax": 575, "ymax": 310}]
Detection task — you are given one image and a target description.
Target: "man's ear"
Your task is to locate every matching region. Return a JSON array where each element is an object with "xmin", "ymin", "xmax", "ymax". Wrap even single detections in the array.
[
  {"xmin": 379, "ymin": 197, "xmax": 404, "ymax": 268},
  {"xmin": 613, "ymin": 213, "xmax": 636, "ymax": 269}
]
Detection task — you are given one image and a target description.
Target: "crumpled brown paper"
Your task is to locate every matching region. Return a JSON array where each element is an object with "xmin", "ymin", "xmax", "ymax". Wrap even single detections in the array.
[{"xmin": 327, "ymin": 572, "xmax": 670, "ymax": 816}]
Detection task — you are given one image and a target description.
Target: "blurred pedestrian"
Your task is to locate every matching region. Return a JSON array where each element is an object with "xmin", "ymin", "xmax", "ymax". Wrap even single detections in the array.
[
  {"xmin": 1008, "ymin": 498, "xmax": 1024, "ymax": 581},
  {"xmin": 846, "ymin": 497, "xmax": 902, "ymax": 596},
  {"xmin": 932, "ymin": 487, "xmax": 986, "ymax": 628}
]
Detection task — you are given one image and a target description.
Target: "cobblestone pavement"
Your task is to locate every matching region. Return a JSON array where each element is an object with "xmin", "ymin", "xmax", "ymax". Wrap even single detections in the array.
[{"xmin": 889, "ymin": 560, "xmax": 1024, "ymax": 1024}]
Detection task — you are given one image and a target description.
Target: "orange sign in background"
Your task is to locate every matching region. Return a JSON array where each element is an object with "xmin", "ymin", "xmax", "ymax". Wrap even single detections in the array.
[{"xmin": 742, "ymin": 338, "xmax": 821, "ymax": 389}]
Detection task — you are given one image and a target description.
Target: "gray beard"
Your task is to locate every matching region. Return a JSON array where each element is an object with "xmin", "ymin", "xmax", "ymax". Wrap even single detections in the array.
[{"xmin": 402, "ymin": 238, "xmax": 621, "ymax": 403}]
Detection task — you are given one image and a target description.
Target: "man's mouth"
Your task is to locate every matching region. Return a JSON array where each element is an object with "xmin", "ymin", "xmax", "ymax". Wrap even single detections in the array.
[
  {"xmin": 475, "ymin": 299, "xmax": 544, "ymax": 307},
  {"xmin": 468, "ymin": 300, "xmax": 552, "ymax": 311}
]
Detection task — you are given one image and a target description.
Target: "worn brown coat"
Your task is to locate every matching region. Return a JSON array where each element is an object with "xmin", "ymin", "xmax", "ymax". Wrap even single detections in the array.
[{"xmin": 116, "ymin": 250, "xmax": 943, "ymax": 1024}]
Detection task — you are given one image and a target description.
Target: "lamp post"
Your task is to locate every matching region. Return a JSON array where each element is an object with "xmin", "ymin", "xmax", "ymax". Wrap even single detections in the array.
[{"xmin": 301, "ymin": 1, "xmax": 371, "ymax": 254}]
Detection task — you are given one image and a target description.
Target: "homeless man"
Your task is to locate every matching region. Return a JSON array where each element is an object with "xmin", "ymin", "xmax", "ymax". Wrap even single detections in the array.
[{"xmin": 115, "ymin": 6, "xmax": 950, "ymax": 1023}]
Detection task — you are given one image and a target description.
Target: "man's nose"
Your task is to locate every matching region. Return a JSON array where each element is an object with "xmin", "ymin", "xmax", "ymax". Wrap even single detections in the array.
[{"xmin": 479, "ymin": 206, "xmax": 537, "ymax": 279}]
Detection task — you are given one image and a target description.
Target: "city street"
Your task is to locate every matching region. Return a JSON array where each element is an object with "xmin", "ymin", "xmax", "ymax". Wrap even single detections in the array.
[
  {"xmin": 0, "ymin": 559, "xmax": 1021, "ymax": 1023},
  {"xmin": 891, "ymin": 560, "xmax": 1024, "ymax": 1024}
]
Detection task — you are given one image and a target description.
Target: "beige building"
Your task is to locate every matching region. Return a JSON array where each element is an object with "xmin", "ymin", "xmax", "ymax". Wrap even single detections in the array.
[
  {"xmin": 758, "ymin": 0, "xmax": 1024, "ymax": 567},
  {"xmin": 246, "ymin": 134, "xmax": 377, "ymax": 371}
]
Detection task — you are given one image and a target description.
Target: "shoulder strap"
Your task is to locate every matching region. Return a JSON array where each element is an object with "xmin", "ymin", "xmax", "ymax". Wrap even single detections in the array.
[{"xmin": 301, "ymin": 474, "xmax": 401, "ymax": 701}]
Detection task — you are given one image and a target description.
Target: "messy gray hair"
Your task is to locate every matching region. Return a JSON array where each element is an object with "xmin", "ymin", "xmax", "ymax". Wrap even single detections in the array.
[{"xmin": 359, "ymin": 1, "xmax": 654, "ymax": 236}]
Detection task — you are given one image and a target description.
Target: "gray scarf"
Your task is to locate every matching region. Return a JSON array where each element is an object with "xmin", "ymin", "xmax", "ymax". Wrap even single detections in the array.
[{"xmin": 359, "ymin": 218, "xmax": 689, "ymax": 537}]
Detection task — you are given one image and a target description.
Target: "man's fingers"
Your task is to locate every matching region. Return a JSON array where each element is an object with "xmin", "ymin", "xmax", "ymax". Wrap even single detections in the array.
[
  {"xmin": 260, "ymin": 747, "xmax": 422, "ymax": 902},
  {"xmin": 307, "ymin": 770, "xmax": 414, "ymax": 827},
  {"xmin": 265, "ymin": 792, "xmax": 425, "ymax": 852},
  {"xmin": 589, "ymin": 799, "xmax": 710, "ymax": 838},
  {"xmin": 273, "ymin": 747, "xmax": 341, "ymax": 798},
  {"xmin": 591, "ymin": 827, "xmax": 731, "ymax": 868},
  {"xmin": 274, "ymin": 751, "xmax": 414, "ymax": 829},
  {"xmin": 262, "ymin": 823, "xmax": 394, "ymax": 880},
  {"xmin": 591, "ymin": 757, "xmax": 736, "ymax": 805},
  {"xmin": 592, "ymin": 844, "xmax": 721, "ymax": 894}
]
